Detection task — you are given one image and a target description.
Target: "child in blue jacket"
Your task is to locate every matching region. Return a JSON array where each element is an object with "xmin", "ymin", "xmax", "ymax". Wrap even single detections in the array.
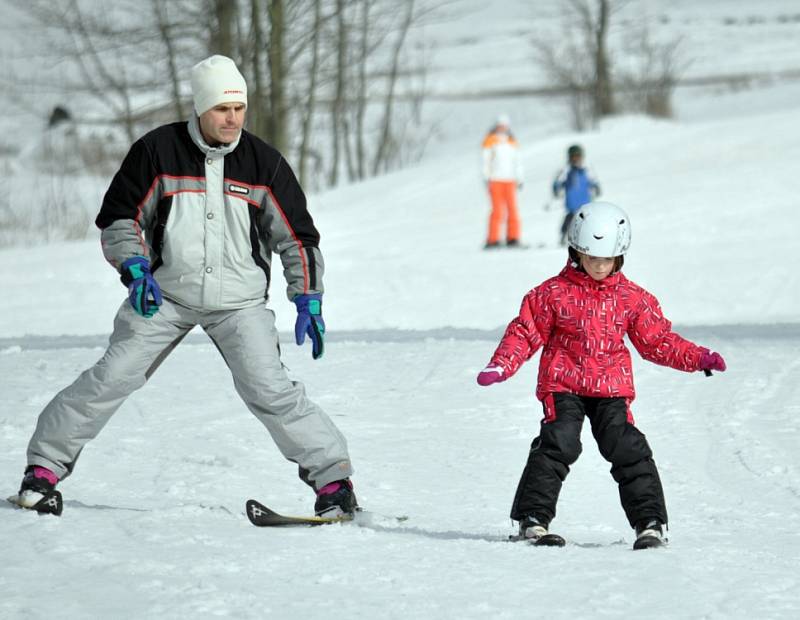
[{"xmin": 552, "ymin": 145, "xmax": 601, "ymax": 245}]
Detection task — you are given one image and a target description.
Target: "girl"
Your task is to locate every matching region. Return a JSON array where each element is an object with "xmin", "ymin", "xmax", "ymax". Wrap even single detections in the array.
[{"xmin": 476, "ymin": 201, "xmax": 726, "ymax": 549}]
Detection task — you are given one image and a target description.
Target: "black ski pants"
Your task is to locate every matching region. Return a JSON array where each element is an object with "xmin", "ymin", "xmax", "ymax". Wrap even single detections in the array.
[{"xmin": 510, "ymin": 393, "xmax": 668, "ymax": 528}]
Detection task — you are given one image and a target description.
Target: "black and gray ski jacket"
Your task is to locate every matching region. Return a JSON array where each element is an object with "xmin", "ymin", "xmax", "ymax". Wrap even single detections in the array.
[{"xmin": 96, "ymin": 117, "xmax": 323, "ymax": 310}]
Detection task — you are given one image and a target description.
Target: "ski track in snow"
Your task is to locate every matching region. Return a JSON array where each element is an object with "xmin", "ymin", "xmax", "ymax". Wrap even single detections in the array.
[{"xmin": 2, "ymin": 334, "xmax": 799, "ymax": 619}]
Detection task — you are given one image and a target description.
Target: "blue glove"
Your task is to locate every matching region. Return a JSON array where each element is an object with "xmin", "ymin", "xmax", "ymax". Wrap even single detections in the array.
[
  {"xmin": 120, "ymin": 256, "xmax": 162, "ymax": 318},
  {"xmin": 294, "ymin": 293, "xmax": 325, "ymax": 359}
]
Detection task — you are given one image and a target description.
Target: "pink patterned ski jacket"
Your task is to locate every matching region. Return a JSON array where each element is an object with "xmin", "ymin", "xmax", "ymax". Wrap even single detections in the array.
[{"xmin": 489, "ymin": 262, "xmax": 705, "ymax": 402}]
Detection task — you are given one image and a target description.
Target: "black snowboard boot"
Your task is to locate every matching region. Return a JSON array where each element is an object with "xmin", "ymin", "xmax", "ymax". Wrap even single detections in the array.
[{"xmin": 314, "ymin": 479, "xmax": 358, "ymax": 517}]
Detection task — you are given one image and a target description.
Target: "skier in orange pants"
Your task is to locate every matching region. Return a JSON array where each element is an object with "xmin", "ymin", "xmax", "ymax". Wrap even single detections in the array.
[{"xmin": 482, "ymin": 114, "xmax": 524, "ymax": 249}]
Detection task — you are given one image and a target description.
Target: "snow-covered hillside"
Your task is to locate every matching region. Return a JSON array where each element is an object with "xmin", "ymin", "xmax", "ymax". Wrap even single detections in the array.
[
  {"xmin": 3, "ymin": 107, "xmax": 797, "ymax": 339},
  {"xmin": 2, "ymin": 1, "xmax": 800, "ymax": 619}
]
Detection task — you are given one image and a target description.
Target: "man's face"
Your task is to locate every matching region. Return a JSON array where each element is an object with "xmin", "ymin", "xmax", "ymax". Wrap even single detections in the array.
[{"xmin": 198, "ymin": 102, "xmax": 246, "ymax": 146}]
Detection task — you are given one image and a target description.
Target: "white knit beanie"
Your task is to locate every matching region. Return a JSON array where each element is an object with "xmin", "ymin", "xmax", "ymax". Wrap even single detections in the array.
[{"xmin": 191, "ymin": 55, "xmax": 247, "ymax": 115}]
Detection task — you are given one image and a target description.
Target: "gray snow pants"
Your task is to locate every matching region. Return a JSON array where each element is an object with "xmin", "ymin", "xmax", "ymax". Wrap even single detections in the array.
[{"xmin": 26, "ymin": 299, "xmax": 353, "ymax": 490}]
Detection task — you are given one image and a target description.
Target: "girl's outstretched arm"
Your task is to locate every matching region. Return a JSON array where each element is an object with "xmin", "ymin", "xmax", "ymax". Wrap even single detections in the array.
[
  {"xmin": 628, "ymin": 291, "xmax": 709, "ymax": 372},
  {"xmin": 485, "ymin": 289, "xmax": 550, "ymax": 379}
]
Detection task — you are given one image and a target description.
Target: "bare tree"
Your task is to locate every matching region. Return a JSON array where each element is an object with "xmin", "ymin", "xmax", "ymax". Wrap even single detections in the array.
[
  {"xmin": 153, "ymin": 0, "xmax": 187, "ymax": 120},
  {"xmin": 533, "ymin": 0, "xmax": 620, "ymax": 130},
  {"xmin": 246, "ymin": 0, "xmax": 269, "ymax": 140},
  {"xmin": 590, "ymin": 0, "xmax": 614, "ymax": 117},
  {"xmin": 324, "ymin": 0, "xmax": 436, "ymax": 182},
  {"xmin": 210, "ymin": 0, "xmax": 238, "ymax": 57},
  {"xmin": 266, "ymin": 0, "xmax": 288, "ymax": 152},
  {"xmin": 59, "ymin": 0, "xmax": 141, "ymax": 141},
  {"xmin": 371, "ymin": 1, "xmax": 415, "ymax": 176},
  {"xmin": 1, "ymin": 0, "xmax": 447, "ymax": 198},
  {"xmin": 617, "ymin": 26, "xmax": 686, "ymax": 118},
  {"xmin": 297, "ymin": 0, "xmax": 323, "ymax": 185},
  {"xmin": 9, "ymin": 0, "xmax": 207, "ymax": 139},
  {"xmin": 353, "ymin": 0, "xmax": 371, "ymax": 180},
  {"xmin": 328, "ymin": 0, "xmax": 348, "ymax": 186},
  {"xmin": 340, "ymin": 0, "xmax": 379, "ymax": 182},
  {"xmin": 533, "ymin": 24, "xmax": 595, "ymax": 130},
  {"xmin": 533, "ymin": 1, "xmax": 686, "ymax": 128}
]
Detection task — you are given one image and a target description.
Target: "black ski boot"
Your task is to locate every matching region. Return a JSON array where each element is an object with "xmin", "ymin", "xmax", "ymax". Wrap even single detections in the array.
[
  {"xmin": 314, "ymin": 479, "xmax": 358, "ymax": 517},
  {"xmin": 634, "ymin": 519, "xmax": 666, "ymax": 550},
  {"xmin": 517, "ymin": 515, "xmax": 566, "ymax": 547},
  {"xmin": 8, "ymin": 466, "xmax": 63, "ymax": 515}
]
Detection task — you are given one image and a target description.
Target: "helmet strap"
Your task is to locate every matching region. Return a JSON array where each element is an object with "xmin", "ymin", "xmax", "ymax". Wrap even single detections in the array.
[{"xmin": 568, "ymin": 247, "xmax": 582, "ymax": 270}]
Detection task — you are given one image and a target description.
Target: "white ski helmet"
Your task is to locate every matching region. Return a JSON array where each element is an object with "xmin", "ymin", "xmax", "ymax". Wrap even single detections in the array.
[{"xmin": 567, "ymin": 201, "xmax": 631, "ymax": 257}]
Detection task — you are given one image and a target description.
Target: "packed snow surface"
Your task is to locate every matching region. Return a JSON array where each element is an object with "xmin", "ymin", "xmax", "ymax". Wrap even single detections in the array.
[{"xmin": 2, "ymin": 2, "xmax": 800, "ymax": 618}]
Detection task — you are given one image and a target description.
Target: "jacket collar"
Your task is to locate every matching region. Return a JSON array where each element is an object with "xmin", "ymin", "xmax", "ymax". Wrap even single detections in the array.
[
  {"xmin": 561, "ymin": 260, "xmax": 622, "ymax": 290},
  {"xmin": 187, "ymin": 115, "xmax": 240, "ymax": 158}
]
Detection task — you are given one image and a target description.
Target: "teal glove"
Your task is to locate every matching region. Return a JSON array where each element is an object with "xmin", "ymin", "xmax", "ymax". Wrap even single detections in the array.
[{"xmin": 120, "ymin": 256, "xmax": 162, "ymax": 318}]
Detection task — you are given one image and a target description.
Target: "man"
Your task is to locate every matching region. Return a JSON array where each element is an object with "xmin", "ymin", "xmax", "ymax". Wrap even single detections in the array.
[
  {"xmin": 10, "ymin": 55, "xmax": 356, "ymax": 518},
  {"xmin": 552, "ymin": 144, "xmax": 601, "ymax": 246},
  {"xmin": 481, "ymin": 114, "xmax": 524, "ymax": 249}
]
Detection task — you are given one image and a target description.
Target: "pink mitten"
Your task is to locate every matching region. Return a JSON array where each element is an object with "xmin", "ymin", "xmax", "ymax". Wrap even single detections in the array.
[
  {"xmin": 699, "ymin": 350, "xmax": 726, "ymax": 372},
  {"xmin": 477, "ymin": 365, "xmax": 505, "ymax": 386}
]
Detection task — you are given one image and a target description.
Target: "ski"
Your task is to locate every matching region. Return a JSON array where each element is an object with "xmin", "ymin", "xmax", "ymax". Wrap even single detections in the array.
[
  {"xmin": 245, "ymin": 499, "xmax": 353, "ymax": 527},
  {"xmin": 508, "ymin": 532, "xmax": 567, "ymax": 547},
  {"xmin": 532, "ymin": 533, "xmax": 567, "ymax": 547},
  {"xmin": 7, "ymin": 490, "xmax": 63, "ymax": 516},
  {"xmin": 633, "ymin": 535, "xmax": 666, "ymax": 550}
]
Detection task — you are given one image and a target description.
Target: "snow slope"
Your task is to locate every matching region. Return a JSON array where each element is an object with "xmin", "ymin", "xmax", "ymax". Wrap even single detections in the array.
[
  {"xmin": 2, "ymin": 107, "xmax": 798, "ymax": 338},
  {"xmin": 1, "ymin": 334, "xmax": 799, "ymax": 619},
  {"xmin": 2, "ymin": 2, "xmax": 800, "ymax": 619}
]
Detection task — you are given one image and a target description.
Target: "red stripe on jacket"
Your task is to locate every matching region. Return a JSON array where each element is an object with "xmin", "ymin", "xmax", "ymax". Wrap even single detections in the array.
[{"xmin": 265, "ymin": 186, "xmax": 310, "ymax": 294}]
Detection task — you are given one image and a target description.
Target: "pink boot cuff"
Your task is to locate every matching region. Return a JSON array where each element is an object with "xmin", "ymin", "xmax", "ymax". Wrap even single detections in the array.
[{"xmin": 33, "ymin": 466, "xmax": 59, "ymax": 485}]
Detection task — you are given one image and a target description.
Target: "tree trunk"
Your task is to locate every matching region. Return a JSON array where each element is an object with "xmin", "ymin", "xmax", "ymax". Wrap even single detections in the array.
[
  {"xmin": 298, "ymin": 0, "xmax": 322, "ymax": 185},
  {"xmin": 328, "ymin": 0, "xmax": 347, "ymax": 186},
  {"xmin": 372, "ymin": 1, "xmax": 414, "ymax": 176},
  {"xmin": 153, "ymin": 0, "xmax": 185, "ymax": 120},
  {"xmin": 212, "ymin": 0, "xmax": 236, "ymax": 57},
  {"xmin": 355, "ymin": 0, "xmax": 370, "ymax": 180},
  {"xmin": 248, "ymin": 0, "xmax": 269, "ymax": 140},
  {"xmin": 593, "ymin": 0, "xmax": 614, "ymax": 117},
  {"xmin": 267, "ymin": 0, "xmax": 286, "ymax": 153}
]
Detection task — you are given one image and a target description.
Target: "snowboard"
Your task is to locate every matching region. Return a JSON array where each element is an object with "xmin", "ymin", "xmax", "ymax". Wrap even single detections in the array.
[
  {"xmin": 246, "ymin": 499, "xmax": 353, "ymax": 527},
  {"xmin": 7, "ymin": 490, "xmax": 63, "ymax": 516}
]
